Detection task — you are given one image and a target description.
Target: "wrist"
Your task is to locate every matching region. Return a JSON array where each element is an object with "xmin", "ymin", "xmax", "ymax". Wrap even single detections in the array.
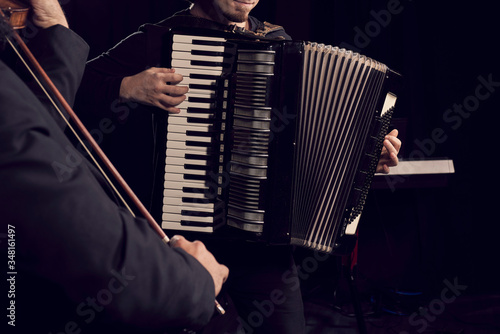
[
  {"xmin": 34, "ymin": 18, "xmax": 69, "ymax": 30},
  {"xmin": 119, "ymin": 76, "xmax": 133, "ymax": 102}
]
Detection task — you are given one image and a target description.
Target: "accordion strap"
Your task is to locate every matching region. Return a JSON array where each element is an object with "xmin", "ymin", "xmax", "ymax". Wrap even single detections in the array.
[{"xmin": 256, "ymin": 21, "xmax": 286, "ymax": 38}]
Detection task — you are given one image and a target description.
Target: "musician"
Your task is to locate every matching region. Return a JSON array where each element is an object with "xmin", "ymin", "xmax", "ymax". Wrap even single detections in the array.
[
  {"xmin": 0, "ymin": 1, "xmax": 228, "ymax": 333},
  {"xmin": 74, "ymin": 0, "xmax": 401, "ymax": 333}
]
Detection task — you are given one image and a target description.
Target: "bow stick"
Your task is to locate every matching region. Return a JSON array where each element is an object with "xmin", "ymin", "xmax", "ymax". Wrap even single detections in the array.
[{"xmin": 0, "ymin": 7, "xmax": 225, "ymax": 315}]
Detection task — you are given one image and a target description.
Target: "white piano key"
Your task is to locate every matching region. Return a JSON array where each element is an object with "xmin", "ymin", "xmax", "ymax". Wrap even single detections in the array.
[
  {"xmin": 172, "ymin": 59, "xmax": 224, "ymax": 72},
  {"xmin": 177, "ymin": 111, "xmax": 214, "ymax": 120},
  {"xmin": 164, "ymin": 173, "xmax": 185, "ymax": 183},
  {"xmin": 177, "ymin": 101, "xmax": 214, "ymax": 109},
  {"xmin": 165, "ymin": 156, "xmax": 209, "ymax": 167},
  {"xmin": 187, "ymin": 89, "xmax": 217, "ymax": 97},
  {"xmin": 175, "ymin": 67, "xmax": 223, "ymax": 77},
  {"xmin": 164, "ymin": 178, "xmax": 209, "ymax": 189},
  {"xmin": 172, "ymin": 51, "xmax": 225, "ymax": 63},
  {"xmin": 167, "ymin": 132, "xmax": 190, "ymax": 142},
  {"xmin": 166, "ymin": 141, "xmax": 210, "ymax": 152},
  {"xmin": 163, "ymin": 215, "xmax": 215, "ymax": 225},
  {"xmin": 164, "ymin": 173, "xmax": 201, "ymax": 184},
  {"xmin": 164, "ymin": 189, "xmax": 209, "ymax": 199},
  {"xmin": 161, "ymin": 221, "xmax": 214, "ymax": 233},
  {"xmin": 165, "ymin": 165, "xmax": 206, "ymax": 176},
  {"xmin": 163, "ymin": 203, "xmax": 214, "ymax": 214},
  {"xmin": 164, "ymin": 173, "xmax": 216, "ymax": 185},
  {"xmin": 186, "ymin": 91, "xmax": 217, "ymax": 99},
  {"xmin": 167, "ymin": 117, "xmax": 213, "ymax": 133},
  {"xmin": 175, "ymin": 108, "xmax": 211, "ymax": 117},
  {"xmin": 163, "ymin": 196, "xmax": 215, "ymax": 209},
  {"xmin": 165, "ymin": 149, "xmax": 185, "ymax": 158},
  {"xmin": 163, "ymin": 212, "xmax": 215, "ymax": 223},
  {"xmin": 181, "ymin": 77, "xmax": 217, "ymax": 86},
  {"xmin": 173, "ymin": 34, "xmax": 226, "ymax": 44},
  {"xmin": 167, "ymin": 132, "xmax": 212, "ymax": 142},
  {"xmin": 181, "ymin": 109, "xmax": 217, "ymax": 118},
  {"xmin": 167, "ymin": 116, "xmax": 212, "ymax": 127},
  {"xmin": 173, "ymin": 43, "xmax": 225, "ymax": 53},
  {"xmin": 166, "ymin": 154, "xmax": 210, "ymax": 165},
  {"xmin": 166, "ymin": 158, "xmax": 210, "ymax": 170},
  {"xmin": 165, "ymin": 147, "xmax": 209, "ymax": 160}
]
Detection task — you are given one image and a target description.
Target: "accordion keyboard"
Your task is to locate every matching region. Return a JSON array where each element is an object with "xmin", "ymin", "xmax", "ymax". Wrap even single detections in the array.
[{"xmin": 161, "ymin": 34, "xmax": 230, "ymax": 232}]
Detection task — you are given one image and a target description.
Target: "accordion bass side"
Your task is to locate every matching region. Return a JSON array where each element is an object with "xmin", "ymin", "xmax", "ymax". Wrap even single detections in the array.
[{"xmin": 153, "ymin": 29, "xmax": 401, "ymax": 254}]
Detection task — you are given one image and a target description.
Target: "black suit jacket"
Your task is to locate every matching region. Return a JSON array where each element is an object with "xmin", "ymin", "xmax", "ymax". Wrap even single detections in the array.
[{"xmin": 0, "ymin": 25, "xmax": 214, "ymax": 334}]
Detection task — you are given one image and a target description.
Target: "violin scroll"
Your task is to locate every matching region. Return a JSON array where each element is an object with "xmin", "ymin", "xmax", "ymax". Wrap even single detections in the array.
[{"xmin": 0, "ymin": 0, "xmax": 30, "ymax": 29}]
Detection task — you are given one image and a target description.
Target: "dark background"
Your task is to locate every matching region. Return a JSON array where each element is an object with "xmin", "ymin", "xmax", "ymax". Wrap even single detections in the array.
[{"xmin": 61, "ymin": 0, "xmax": 498, "ymax": 302}]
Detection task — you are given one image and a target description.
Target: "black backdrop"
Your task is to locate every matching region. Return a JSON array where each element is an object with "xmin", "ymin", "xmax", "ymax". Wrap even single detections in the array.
[{"xmin": 61, "ymin": 0, "xmax": 499, "ymax": 296}]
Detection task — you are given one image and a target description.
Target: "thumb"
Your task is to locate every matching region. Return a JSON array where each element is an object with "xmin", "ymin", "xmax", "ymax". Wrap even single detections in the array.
[{"xmin": 169, "ymin": 235, "xmax": 185, "ymax": 248}]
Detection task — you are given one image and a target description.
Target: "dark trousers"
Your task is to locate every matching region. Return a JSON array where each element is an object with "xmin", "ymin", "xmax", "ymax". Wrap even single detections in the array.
[{"xmin": 201, "ymin": 242, "xmax": 306, "ymax": 334}]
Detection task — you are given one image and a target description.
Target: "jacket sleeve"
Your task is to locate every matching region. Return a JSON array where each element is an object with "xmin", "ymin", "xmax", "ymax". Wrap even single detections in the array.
[
  {"xmin": 0, "ymin": 27, "xmax": 216, "ymax": 332},
  {"xmin": 75, "ymin": 29, "xmax": 153, "ymax": 120},
  {"xmin": 17, "ymin": 25, "xmax": 90, "ymax": 129}
]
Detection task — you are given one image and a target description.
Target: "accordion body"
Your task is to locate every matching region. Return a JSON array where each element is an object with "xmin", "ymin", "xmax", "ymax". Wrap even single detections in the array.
[{"xmin": 153, "ymin": 29, "xmax": 400, "ymax": 254}]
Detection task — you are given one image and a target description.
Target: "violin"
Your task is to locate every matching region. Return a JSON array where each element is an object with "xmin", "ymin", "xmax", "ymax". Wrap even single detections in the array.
[{"xmin": 0, "ymin": 0, "xmax": 29, "ymax": 29}]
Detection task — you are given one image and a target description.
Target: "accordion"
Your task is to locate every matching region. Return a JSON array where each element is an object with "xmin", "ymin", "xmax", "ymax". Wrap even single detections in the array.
[{"xmin": 152, "ymin": 29, "xmax": 400, "ymax": 254}]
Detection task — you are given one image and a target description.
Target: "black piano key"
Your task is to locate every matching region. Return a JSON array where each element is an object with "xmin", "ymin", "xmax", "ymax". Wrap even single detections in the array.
[
  {"xmin": 187, "ymin": 117, "xmax": 216, "ymax": 124},
  {"xmin": 191, "ymin": 39, "xmax": 226, "ymax": 47},
  {"xmin": 189, "ymin": 83, "xmax": 216, "ymax": 90},
  {"xmin": 191, "ymin": 49, "xmax": 225, "ymax": 57},
  {"xmin": 184, "ymin": 153, "xmax": 214, "ymax": 162},
  {"xmin": 186, "ymin": 140, "xmax": 212, "ymax": 148},
  {"xmin": 190, "ymin": 73, "xmax": 222, "ymax": 81},
  {"xmin": 191, "ymin": 60, "xmax": 230, "ymax": 69},
  {"xmin": 188, "ymin": 96, "xmax": 216, "ymax": 103},
  {"xmin": 185, "ymin": 130, "xmax": 214, "ymax": 138},
  {"xmin": 184, "ymin": 163, "xmax": 210, "ymax": 171},
  {"xmin": 180, "ymin": 220, "xmax": 214, "ymax": 227},
  {"xmin": 183, "ymin": 187, "xmax": 218, "ymax": 200},
  {"xmin": 182, "ymin": 197, "xmax": 215, "ymax": 204},
  {"xmin": 186, "ymin": 107, "xmax": 217, "ymax": 115},
  {"xmin": 181, "ymin": 209, "xmax": 215, "ymax": 217}
]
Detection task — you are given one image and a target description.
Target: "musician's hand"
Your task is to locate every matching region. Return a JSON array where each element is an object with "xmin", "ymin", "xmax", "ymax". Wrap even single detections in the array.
[
  {"xmin": 170, "ymin": 235, "xmax": 229, "ymax": 297},
  {"xmin": 376, "ymin": 129, "xmax": 401, "ymax": 174},
  {"xmin": 120, "ymin": 68, "xmax": 189, "ymax": 113},
  {"xmin": 29, "ymin": 0, "xmax": 69, "ymax": 29}
]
